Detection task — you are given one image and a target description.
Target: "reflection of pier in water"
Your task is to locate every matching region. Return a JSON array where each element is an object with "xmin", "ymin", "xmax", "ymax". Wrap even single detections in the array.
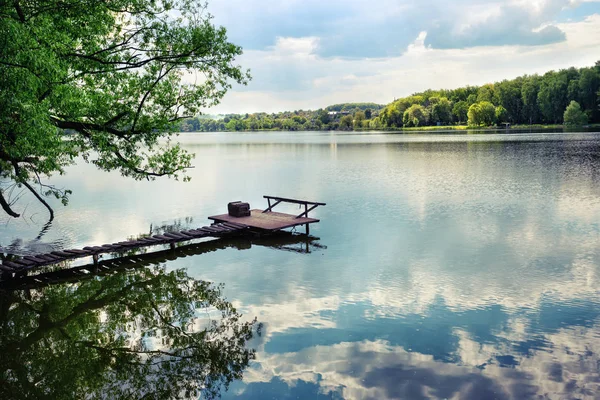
[{"xmin": 0, "ymin": 233, "xmax": 326, "ymax": 290}]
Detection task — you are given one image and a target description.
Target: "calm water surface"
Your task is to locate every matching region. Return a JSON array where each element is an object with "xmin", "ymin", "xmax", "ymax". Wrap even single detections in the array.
[{"xmin": 2, "ymin": 131, "xmax": 600, "ymax": 399}]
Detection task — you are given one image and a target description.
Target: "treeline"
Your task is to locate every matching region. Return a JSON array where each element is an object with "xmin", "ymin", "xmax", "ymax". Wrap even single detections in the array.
[
  {"xmin": 177, "ymin": 104, "xmax": 385, "ymax": 132},
  {"xmin": 178, "ymin": 62, "xmax": 600, "ymax": 132},
  {"xmin": 377, "ymin": 61, "xmax": 600, "ymax": 128}
]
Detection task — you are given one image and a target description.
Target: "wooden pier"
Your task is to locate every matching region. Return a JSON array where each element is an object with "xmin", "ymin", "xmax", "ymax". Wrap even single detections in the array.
[
  {"xmin": 0, "ymin": 196, "xmax": 325, "ymax": 282},
  {"xmin": 0, "ymin": 233, "xmax": 327, "ymax": 290}
]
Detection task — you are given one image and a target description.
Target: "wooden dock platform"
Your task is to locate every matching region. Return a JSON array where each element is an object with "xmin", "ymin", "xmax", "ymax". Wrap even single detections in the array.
[
  {"xmin": 0, "ymin": 195, "xmax": 325, "ymax": 282},
  {"xmin": 210, "ymin": 195, "xmax": 325, "ymax": 234},
  {"xmin": 209, "ymin": 210, "xmax": 319, "ymax": 231}
]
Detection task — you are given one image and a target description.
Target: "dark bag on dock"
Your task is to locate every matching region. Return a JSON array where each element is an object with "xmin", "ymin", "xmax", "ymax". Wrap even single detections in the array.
[{"xmin": 228, "ymin": 201, "xmax": 251, "ymax": 217}]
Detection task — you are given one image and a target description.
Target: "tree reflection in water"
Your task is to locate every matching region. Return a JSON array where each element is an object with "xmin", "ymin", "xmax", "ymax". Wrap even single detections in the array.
[{"xmin": 0, "ymin": 263, "xmax": 257, "ymax": 399}]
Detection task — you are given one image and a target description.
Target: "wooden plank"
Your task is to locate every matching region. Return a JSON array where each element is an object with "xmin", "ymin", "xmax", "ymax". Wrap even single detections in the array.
[
  {"xmin": 64, "ymin": 249, "xmax": 91, "ymax": 255},
  {"xmin": 178, "ymin": 231, "xmax": 197, "ymax": 237},
  {"xmin": 115, "ymin": 241, "xmax": 138, "ymax": 247},
  {"xmin": 221, "ymin": 222, "xmax": 245, "ymax": 230},
  {"xmin": 0, "ymin": 264, "xmax": 15, "ymax": 272},
  {"xmin": 210, "ymin": 225, "xmax": 231, "ymax": 232},
  {"xmin": 164, "ymin": 232, "xmax": 188, "ymax": 239},
  {"xmin": 12, "ymin": 259, "xmax": 36, "ymax": 267},
  {"xmin": 51, "ymin": 251, "xmax": 75, "ymax": 258},
  {"xmin": 2, "ymin": 261, "xmax": 23, "ymax": 269},
  {"xmin": 23, "ymin": 256, "xmax": 46, "ymax": 264},
  {"xmin": 153, "ymin": 235, "xmax": 172, "ymax": 241},
  {"xmin": 139, "ymin": 237, "xmax": 160, "ymax": 243},
  {"xmin": 100, "ymin": 244, "xmax": 120, "ymax": 250},
  {"xmin": 221, "ymin": 222, "xmax": 248, "ymax": 229},
  {"xmin": 37, "ymin": 254, "xmax": 61, "ymax": 262},
  {"xmin": 189, "ymin": 229, "xmax": 210, "ymax": 236}
]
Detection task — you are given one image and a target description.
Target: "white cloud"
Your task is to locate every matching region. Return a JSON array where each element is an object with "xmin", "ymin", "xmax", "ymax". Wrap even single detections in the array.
[
  {"xmin": 269, "ymin": 36, "xmax": 319, "ymax": 58},
  {"xmin": 207, "ymin": 14, "xmax": 600, "ymax": 114}
]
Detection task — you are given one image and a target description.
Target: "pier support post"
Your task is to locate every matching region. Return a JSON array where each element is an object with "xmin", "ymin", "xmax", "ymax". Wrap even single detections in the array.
[
  {"xmin": 92, "ymin": 254, "xmax": 99, "ymax": 273},
  {"xmin": 170, "ymin": 243, "xmax": 176, "ymax": 250},
  {"xmin": 305, "ymin": 223, "xmax": 309, "ymax": 235}
]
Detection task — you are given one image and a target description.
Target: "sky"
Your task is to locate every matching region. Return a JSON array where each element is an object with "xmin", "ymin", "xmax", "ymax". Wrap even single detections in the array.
[{"xmin": 201, "ymin": 0, "xmax": 600, "ymax": 114}]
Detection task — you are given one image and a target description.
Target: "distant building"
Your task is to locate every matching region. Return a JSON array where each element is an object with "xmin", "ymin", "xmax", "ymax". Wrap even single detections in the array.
[{"xmin": 328, "ymin": 111, "xmax": 350, "ymax": 117}]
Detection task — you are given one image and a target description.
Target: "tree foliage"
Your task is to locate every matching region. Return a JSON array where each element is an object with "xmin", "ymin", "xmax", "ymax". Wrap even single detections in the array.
[
  {"xmin": 495, "ymin": 105, "xmax": 508, "ymax": 123},
  {"xmin": 339, "ymin": 115, "xmax": 354, "ymax": 130},
  {"xmin": 403, "ymin": 104, "xmax": 427, "ymax": 127},
  {"xmin": 430, "ymin": 97, "xmax": 452, "ymax": 124},
  {"xmin": 178, "ymin": 62, "xmax": 600, "ymax": 134},
  {"xmin": 374, "ymin": 62, "xmax": 600, "ymax": 129},
  {"xmin": 0, "ymin": 0, "xmax": 249, "ymax": 219},
  {"xmin": 468, "ymin": 102, "xmax": 496, "ymax": 126},
  {"xmin": 563, "ymin": 101, "xmax": 588, "ymax": 126}
]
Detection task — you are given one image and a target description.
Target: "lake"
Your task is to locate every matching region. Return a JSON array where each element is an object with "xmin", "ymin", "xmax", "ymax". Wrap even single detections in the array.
[{"xmin": 1, "ymin": 131, "xmax": 600, "ymax": 399}]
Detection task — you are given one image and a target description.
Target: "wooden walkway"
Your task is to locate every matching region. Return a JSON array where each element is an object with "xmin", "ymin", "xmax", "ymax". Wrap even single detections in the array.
[
  {"xmin": 0, "ymin": 195, "xmax": 326, "ymax": 282},
  {"xmin": 0, "ymin": 221, "xmax": 249, "ymax": 279},
  {"xmin": 0, "ymin": 234, "xmax": 326, "ymax": 290}
]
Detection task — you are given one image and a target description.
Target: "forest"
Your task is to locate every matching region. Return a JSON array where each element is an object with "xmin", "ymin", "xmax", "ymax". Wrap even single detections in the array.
[
  {"xmin": 179, "ymin": 62, "xmax": 600, "ymax": 132},
  {"xmin": 178, "ymin": 103, "xmax": 384, "ymax": 132}
]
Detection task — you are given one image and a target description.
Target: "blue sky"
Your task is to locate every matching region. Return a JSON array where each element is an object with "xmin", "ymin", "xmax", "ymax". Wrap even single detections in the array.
[{"xmin": 202, "ymin": 0, "xmax": 600, "ymax": 113}]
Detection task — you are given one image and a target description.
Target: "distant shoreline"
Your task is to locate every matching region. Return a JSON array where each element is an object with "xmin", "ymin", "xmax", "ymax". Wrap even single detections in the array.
[{"xmin": 180, "ymin": 123, "xmax": 600, "ymax": 134}]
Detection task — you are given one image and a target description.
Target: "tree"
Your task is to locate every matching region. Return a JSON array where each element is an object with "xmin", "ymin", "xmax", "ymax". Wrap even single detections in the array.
[
  {"xmin": 430, "ymin": 97, "xmax": 452, "ymax": 125},
  {"xmin": 403, "ymin": 104, "xmax": 427, "ymax": 127},
  {"xmin": 452, "ymin": 101, "xmax": 469, "ymax": 124},
  {"xmin": 495, "ymin": 106, "xmax": 508, "ymax": 123},
  {"xmin": 370, "ymin": 117, "xmax": 383, "ymax": 129},
  {"xmin": 468, "ymin": 102, "xmax": 496, "ymax": 126},
  {"xmin": 477, "ymin": 84, "xmax": 495, "ymax": 103},
  {"xmin": 521, "ymin": 75, "xmax": 541, "ymax": 124},
  {"xmin": 578, "ymin": 68, "xmax": 600, "ymax": 121},
  {"xmin": 537, "ymin": 71, "xmax": 568, "ymax": 123},
  {"xmin": 494, "ymin": 79, "xmax": 522, "ymax": 123},
  {"xmin": 317, "ymin": 110, "xmax": 330, "ymax": 125},
  {"xmin": 0, "ymin": 1, "xmax": 249, "ymax": 219},
  {"xmin": 365, "ymin": 109, "xmax": 372, "ymax": 119},
  {"xmin": 225, "ymin": 119, "xmax": 244, "ymax": 131},
  {"xmin": 354, "ymin": 111, "xmax": 366, "ymax": 128},
  {"xmin": 563, "ymin": 101, "xmax": 588, "ymax": 126},
  {"xmin": 339, "ymin": 115, "xmax": 354, "ymax": 130}
]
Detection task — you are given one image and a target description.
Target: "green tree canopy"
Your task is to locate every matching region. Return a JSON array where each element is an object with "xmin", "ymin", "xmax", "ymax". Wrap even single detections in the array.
[
  {"xmin": 495, "ymin": 105, "xmax": 508, "ymax": 123},
  {"xmin": 563, "ymin": 101, "xmax": 588, "ymax": 126},
  {"xmin": 0, "ymin": 1, "xmax": 249, "ymax": 219},
  {"xmin": 468, "ymin": 102, "xmax": 496, "ymax": 126},
  {"xmin": 430, "ymin": 97, "xmax": 452, "ymax": 124},
  {"xmin": 354, "ymin": 111, "xmax": 366, "ymax": 128},
  {"xmin": 403, "ymin": 104, "xmax": 427, "ymax": 127},
  {"xmin": 452, "ymin": 101, "xmax": 469, "ymax": 123},
  {"xmin": 339, "ymin": 115, "xmax": 354, "ymax": 130}
]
